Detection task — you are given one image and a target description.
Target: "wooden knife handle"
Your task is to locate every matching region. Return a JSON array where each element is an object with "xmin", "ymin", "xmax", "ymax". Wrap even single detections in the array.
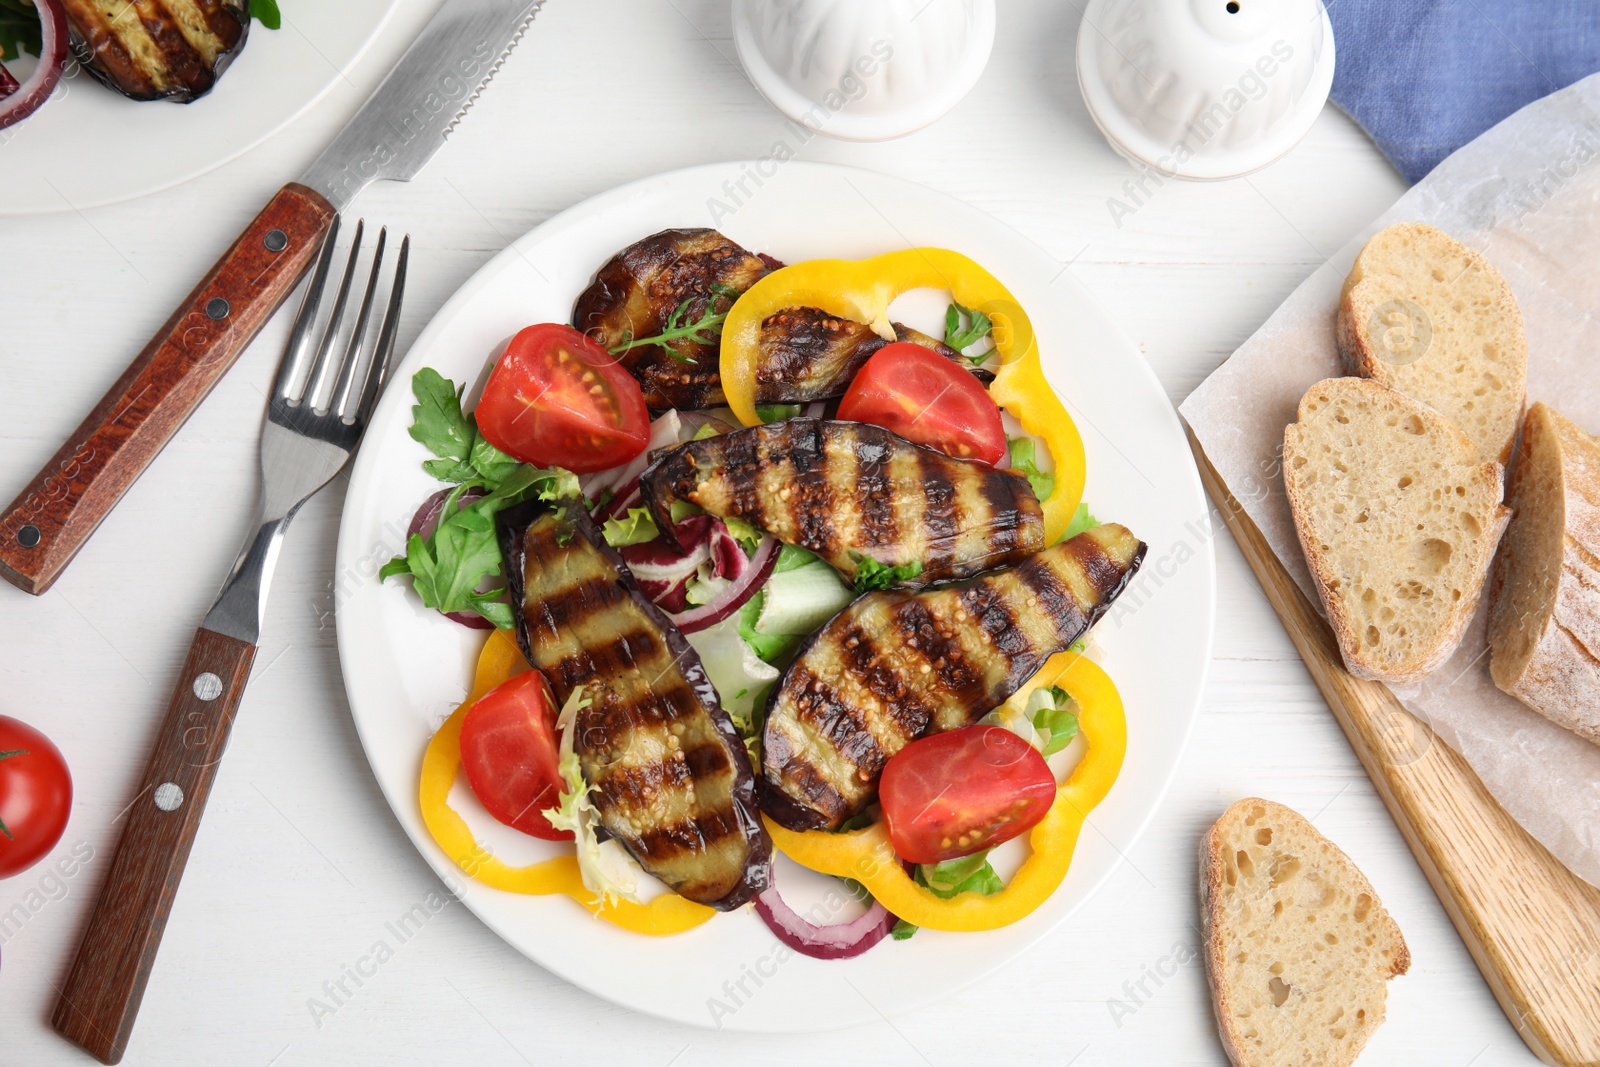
[
  {"xmin": 0, "ymin": 183, "xmax": 335, "ymax": 597},
  {"xmin": 52, "ymin": 627, "xmax": 257, "ymax": 1065},
  {"xmin": 1191, "ymin": 430, "xmax": 1600, "ymax": 1067}
]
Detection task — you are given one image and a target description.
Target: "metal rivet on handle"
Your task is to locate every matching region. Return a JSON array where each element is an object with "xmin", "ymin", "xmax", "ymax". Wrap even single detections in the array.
[
  {"xmin": 206, "ymin": 297, "xmax": 230, "ymax": 321},
  {"xmin": 192, "ymin": 672, "xmax": 223, "ymax": 701},
  {"xmin": 17, "ymin": 524, "xmax": 40, "ymax": 548},
  {"xmin": 153, "ymin": 782, "xmax": 184, "ymax": 811},
  {"xmin": 264, "ymin": 229, "xmax": 288, "ymax": 253}
]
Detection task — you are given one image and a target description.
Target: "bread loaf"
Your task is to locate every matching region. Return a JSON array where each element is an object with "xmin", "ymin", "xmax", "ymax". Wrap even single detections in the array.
[{"xmin": 1489, "ymin": 403, "xmax": 1600, "ymax": 742}]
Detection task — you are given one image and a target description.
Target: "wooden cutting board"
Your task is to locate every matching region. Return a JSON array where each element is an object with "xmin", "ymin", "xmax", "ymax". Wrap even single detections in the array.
[{"xmin": 1190, "ymin": 431, "xmax": 1600, "ymax": 1067}]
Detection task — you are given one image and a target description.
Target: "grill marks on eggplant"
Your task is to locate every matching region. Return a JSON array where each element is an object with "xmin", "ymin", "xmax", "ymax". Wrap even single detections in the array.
[
  {"xmin": 761, "ymin": 523, "xmax": 1147, "ymax": 830},
  {"xmin": 572, "ymin": 228, "xmax": 772, "ymax": 410},
  {"xmin": 498, "ymin": 502, "xmax": 770, "ymax": 909},
  {"xmin": 573, "ymin": 229, "xmax": 994, "ymax": 410},
  {"xmin": 640, "ymin": 419, "xmax": 1045, "ymax": 588},
  {"xmin": 754, "ymin": 309, "xmax": 988, "ymax": 404},
  {"xmin": 62, "ymin": 0, "xmax": 248, "ymax": 102}
]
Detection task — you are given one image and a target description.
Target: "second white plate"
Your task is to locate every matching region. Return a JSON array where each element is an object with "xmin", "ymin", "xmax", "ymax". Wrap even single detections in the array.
[{"xmin": 0, "ymin": 0, "xmax": 401, "ymax": 215}]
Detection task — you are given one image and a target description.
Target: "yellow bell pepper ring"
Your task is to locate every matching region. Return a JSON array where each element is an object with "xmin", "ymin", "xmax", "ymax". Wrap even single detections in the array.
[
  {"xmin": 764, "ymin": 651, "xmax": 1126, "ymax": 932},
  {"xmin": 418, "ymin": 629, "xmax": 715, "ymax": 936},
  {"xmin": 720, "ymin": 248, "xmax": 1086, "ymax": 544}
]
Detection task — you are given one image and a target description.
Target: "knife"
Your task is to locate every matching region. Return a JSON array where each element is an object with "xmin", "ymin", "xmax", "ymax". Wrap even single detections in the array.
[{"xmin": 0, "ymin": 0, "xmax": 544, "ymax": 597}]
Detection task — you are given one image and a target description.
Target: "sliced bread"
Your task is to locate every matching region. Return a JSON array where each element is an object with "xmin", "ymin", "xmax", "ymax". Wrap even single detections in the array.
[
  {"xmin": 1283, "ymin": 377, "xmax": 1509, "ymax": 683},
  {"xmin": 1489, "ymin": 403, "xmax": 1600, "ymax": 743},
  {"xmin": 1337, "ymin": 222, "xmax": 1526, "ymax": 466},
  {"xmin": 1201, "ymin": 798, "xmax": 1409, "ymax": 1067}
]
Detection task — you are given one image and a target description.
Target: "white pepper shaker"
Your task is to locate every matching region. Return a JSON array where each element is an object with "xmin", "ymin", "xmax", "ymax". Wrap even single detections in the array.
[{"xmin": 732, "ymin": 0, "xmax": 997, "ymax": 141}]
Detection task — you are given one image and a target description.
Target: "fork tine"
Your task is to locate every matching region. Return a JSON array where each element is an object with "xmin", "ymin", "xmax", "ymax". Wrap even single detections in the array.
[
  {"xmin": 273, "ymin": 215, "xmax": 342, "ymax": 402},
  {"xmin": 352, "ymin": 234, "xmax": 409, "ymax": 428},
  {"xmin": 304, "ymin": 218, "xmax": 366, "ymax": 413},
  {"xmin": 332, "ymin": 227, "xmax": 388, "ymax": 421}
]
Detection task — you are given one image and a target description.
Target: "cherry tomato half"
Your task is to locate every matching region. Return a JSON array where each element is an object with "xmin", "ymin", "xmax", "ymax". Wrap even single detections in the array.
[
  {"xmin": 459, "ymin": 671, "xmax": 573, "ymax": 842},
  {"xmin": 476, "ymin": 323, "xmax": 650, "ymax": 473},
  {"xmin": 880, "ymin": 724, "xmax": 1055, "ymax": 865},
  {"xmin": 837, "ymin": 342, "xmax": 1008, "ymax": 465},
  {"xmin": 0, "ymin": 716, "xmax": 72, "ymax": 879}
]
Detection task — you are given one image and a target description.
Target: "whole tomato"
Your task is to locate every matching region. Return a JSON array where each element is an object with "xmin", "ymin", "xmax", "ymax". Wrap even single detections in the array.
[{"xmin": 0, "ymin": 716, "xmax": 72, "ymax": 879}]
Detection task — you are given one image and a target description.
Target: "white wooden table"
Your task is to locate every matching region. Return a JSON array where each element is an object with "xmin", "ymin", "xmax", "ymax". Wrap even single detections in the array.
[{"xmin": 0, "ymin": 1, "xmax": 1548, "ymax": 1063}]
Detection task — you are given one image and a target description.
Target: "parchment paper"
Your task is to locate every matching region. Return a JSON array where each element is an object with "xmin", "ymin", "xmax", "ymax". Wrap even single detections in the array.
[{"xmin": 1181, "ymin": 73, "xmax": 1600, "ymax": 889}]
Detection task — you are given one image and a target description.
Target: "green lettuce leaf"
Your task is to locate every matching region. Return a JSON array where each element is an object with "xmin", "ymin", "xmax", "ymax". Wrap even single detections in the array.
[
  {"xmin": 601, "ymin": 507, "xmax": 660, "ymax": 547},
  {"xmin": 1007, "ymin": 437, "xmax": 1055, "ymax": 501}
]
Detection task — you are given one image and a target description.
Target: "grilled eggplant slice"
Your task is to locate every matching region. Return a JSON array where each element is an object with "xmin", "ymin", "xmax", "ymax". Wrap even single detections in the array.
[
  {"xmin": 572, "ymin": 228, "xmax": 773, "ymax": 410},
  {"xmin": 62, "ymin": 0, "xmax": 249, "ymax": 102},
  {"xmin": 761, "ymin": 523, "xmax": 1146, "ymax": 830},
  {"xmin": 498, "ymin": 499, "xmax": 770, "ymax": 909},
  {"xmin": 640, "ymin": 418, "xmax": 1045, "ymax": 589},
  {"xmin": 753, "ymin": 309, "xmax": 990, "ymax": 405},
  {"xmin": 573, "ymin": 229, "xmax": 990, "ymax": 410}
]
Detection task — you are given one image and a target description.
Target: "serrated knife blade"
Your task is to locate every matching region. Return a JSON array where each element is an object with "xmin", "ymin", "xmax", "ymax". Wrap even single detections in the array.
[
  {"xmin": 0, "ymin": 0, "xmax": 543, "ymax": 597},
  {"xmin": 302, "ymin": 0, "xmax": 545, "ymax": 210}
]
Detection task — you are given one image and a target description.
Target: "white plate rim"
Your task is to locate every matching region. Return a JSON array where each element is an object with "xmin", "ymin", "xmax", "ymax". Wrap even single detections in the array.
[{"xmin": 334, "ymin": 160, "xmax": 1216, "ymax": 1031}]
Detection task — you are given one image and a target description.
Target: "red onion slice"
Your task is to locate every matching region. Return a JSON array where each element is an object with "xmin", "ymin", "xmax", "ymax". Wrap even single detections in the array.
[
  {"xmin": 754, "ymin": 882, "xmax": 895, "ymax": 960},
  {"xmin": 666, "ymin": 533, "xmax": 777, "ymax": 634},
  {"xmin": 593, "ymin": 480, "xmax": 641, "ymax": 523},
  {"xmin": 406, "ymin": 487, "xmax": 494, "ymax": 630},
  {"xmin": 0, "ymin": 0, "xmax": 68, "ymax": 130}
]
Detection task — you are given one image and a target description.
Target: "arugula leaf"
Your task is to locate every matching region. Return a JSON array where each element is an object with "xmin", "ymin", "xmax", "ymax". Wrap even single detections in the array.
[
  {"xmin": 1061, "ymin": 502, "xmax": 1099, "ymax": 543},
  {"xmin": 408, "ymin": 368, "xmax": 480, "ymax": 480},
  {"xmin": 852, "ymin": 554, "xmax": 923, "ymax": 593},
  {"xmin": 249, "ymin": 0, "xmax": 282, "ymax": 30},
  {"xmin": 468, "ymin": 432, "xmax": 521, "ymax": 487},
  {"xmin": 1026, "ymin": 685, "xmax": 1081, "ymax": 757},
  {"xmin": 601, "ymin": 507, "xmax": 660, "ymax": 547},
  {"xmin": 943, "ymin": 301, "xmax": 993, "ymax": 363},
  {"xmin": 1007, "ymin": 437, "xmax": 1055, "ymax": 500},
  {"xmin": 755, "ymin": 404, "xmax": 803, "ymax": 423},
  {"xmin": 381, "ymin": 463, "xmax": 578, "ymax": 628},
  {"xmin": 609, "ymin": 283, "xmax": 741, "ymax": 363},
  {"xmin": 405, "ymin": 369, "xmax": 524, "ymax": 488},
  {"xmin": 0, "ymin": 0, "xmax": 42, "ymax": 61}
]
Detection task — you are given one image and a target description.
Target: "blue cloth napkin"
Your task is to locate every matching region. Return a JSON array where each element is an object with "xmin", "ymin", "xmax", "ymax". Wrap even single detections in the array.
[{"xmin": 1327, "ymin": 0, "xmax": 1600, "ymax": 183}]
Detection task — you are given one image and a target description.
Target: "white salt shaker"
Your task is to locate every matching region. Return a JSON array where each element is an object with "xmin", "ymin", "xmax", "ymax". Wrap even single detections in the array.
[
  {"xmin": 732, "ymin": 0, "xmax": 997, "ymax": 142},
  {"xmin": 1076, "ymin": 0, "xmax": 1335, "ymax": 180}
]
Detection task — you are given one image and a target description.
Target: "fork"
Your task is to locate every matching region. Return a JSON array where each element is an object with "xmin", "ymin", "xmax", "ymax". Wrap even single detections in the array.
[{"xmin": 52, "ymin": 218, "xmax": 409, "ymax": 1067}]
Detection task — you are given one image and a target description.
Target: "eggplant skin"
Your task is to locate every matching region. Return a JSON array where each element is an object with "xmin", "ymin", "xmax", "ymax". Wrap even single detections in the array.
[
  {"xmin": 761, "ymin": 523, "xmax": 1147, "ymax": 830},
  {"xmin": 572, "ymin": 228, "xmax": 772, "ymax": 411},
  {"xmin": 640, "ymin": 418, "xmax": 1045, "ymax": 589},
  {"xmin": 498, "ymin": 498, "xmax": 771, "ymax": 910},
  {"xmin": 754, "ymin": 311, "xmax": 992, "ymax": 405},
  {"xmin": 62, "ymin": 0, "xmax": 249, "ymax": 103}
]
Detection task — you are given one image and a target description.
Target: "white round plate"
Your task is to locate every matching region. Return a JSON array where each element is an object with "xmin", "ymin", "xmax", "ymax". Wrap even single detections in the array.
[
  {"xmin": 335, "ymin": 161, "xmax": 1215, "ymax": 1031},
  {"xmin": 0, "ymin": 0, "xmax": 400, "ymax": 216}
]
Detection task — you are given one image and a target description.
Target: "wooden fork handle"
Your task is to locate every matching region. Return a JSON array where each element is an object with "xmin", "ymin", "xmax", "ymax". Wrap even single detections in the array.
[
  {"xmin": 52, "ymin": 627, "xmax": 257, "ymax": 1065},
  {"xmin": 0, "ymin": 183, "xmax": 335, "ymax": 597}
]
